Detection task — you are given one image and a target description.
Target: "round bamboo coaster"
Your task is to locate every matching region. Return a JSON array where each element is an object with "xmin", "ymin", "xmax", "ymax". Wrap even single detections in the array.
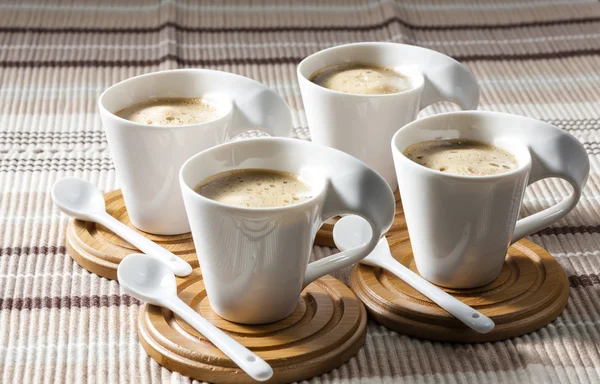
[
  {"xmin": 138, "ymin": 272, "xmax": 367, "ymax": 384},
  {"xmin": 65, "ymin": 190, "xmax": 198, "ymax": 280},
  {"xmin": 351, "ymin": 232, "xmax": 569, "ymax": 343},
  {"xmin": 315, "ymin": 189, "xmax": 404, "ymax": 247}
]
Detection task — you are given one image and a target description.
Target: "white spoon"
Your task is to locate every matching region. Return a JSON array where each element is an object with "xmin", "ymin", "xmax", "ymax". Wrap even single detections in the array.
[
  {"xmin": 52, "ymin": 177, "xmax": 192, "ymax": 277},
  {"xmin": 333, "ymin": 215, "xmax": 495, "ymax": 334},
  {"xmin": 117, "ymin": 253, "xmax": 273, "ymax": 382}
]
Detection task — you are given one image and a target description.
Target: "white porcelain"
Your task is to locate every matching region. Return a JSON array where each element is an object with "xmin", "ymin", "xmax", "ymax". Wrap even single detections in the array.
[
  {"xmin": 99, "ymin": 69, "xmax": 293, "ymax": 235},
  {"xmin": 392, "ymin": 111, "xmax": 589, "ymax": 288},
  {"xmin": 179, "ymin": 137, "xmax": 396, "ymax": 324},
  {"xmin": 297, "ymin": 42, "xmax": 480, "ymax": 190},
  {"xmin": 333, "ymin": 215, "xmax": 494, "ymax": 333},
  {"xmin": 51, "ymin": 177, "xmax": 192, "ymax": 276},
  {"xmin": 117, "ymin": 254, "xmax": 272, "ymax": 382}
]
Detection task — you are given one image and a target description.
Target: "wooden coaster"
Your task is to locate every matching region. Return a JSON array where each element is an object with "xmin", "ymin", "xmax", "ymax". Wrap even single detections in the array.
[
  {"xmin": 65, "ymin": 190, "xmax": 198, "ymax": 280},
  {"xmin": 315, "ymin": 190, "xmax": 404, "ymax": 247},
  {"xmin": 138, "ymin": 271, "xmax": 367, "ymax": 384},
  {"xmin": 351, "ymin": 233, "xmax": 569, "ymax": 343}
]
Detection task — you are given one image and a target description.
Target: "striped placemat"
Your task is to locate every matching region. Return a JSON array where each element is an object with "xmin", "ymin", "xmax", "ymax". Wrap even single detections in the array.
[{"xmin": 1, "ymin": 1, "xmax": 599, "ymax": 383}]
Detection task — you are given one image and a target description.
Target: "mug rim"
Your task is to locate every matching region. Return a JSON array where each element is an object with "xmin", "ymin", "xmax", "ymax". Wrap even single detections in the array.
[
  {"xmin": 297, "ymin": 42, "xmax": 426, "ymax": 99},
  {"xmin": 98, "ymin": 69, "xmax": 239, "ymax": 131},
  {"xmin": 391, "ymin": 110, "xmax": 533, "ymax": 182},
  {"xmin": 179, "ymin": 137, "xmax": 337, "ymax": 213}
]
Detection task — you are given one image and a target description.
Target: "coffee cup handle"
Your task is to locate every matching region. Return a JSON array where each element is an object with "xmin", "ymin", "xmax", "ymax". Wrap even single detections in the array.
[
  {"xmin": 227, "ymin": 91, "xmax": 293, "ymax": 139},
  {"xmin": 417, "ymin": 50, "xmax": 480, "ymax": 111},
  {"xmin": 302, "ymin": 171, "xmax": 396, "ymax": 288},
  {"xmin": 511, "ymin": 123, "xmax": 589, "ymax": 243}
]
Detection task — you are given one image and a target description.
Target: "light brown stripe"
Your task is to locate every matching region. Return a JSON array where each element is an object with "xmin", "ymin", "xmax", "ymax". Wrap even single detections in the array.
[
  {"xmin": 2, "ymin": 123, "xmax": 600, "ymax": 146},
  {"xmin": 0, "ymin": 294, "xmax": 140, "ymax": 311},
  {"xmin": 0, "ymin": 2, "xmax": 598, "ymax": 30},
  {"xmin": 537, "ymin": 226, "xmax": 600, "ymax": 236},
  {"xmin": 1, "ymin": 50, "xmax": 600, "ymax": 69},
  {"xmin": 0, "ymin": 274, "xmax": 596, "ymax": 312},
  {"xmin": 1, "ymin": 16, "xmax": 600, "ymax": 34},
  {"xmin": 0, "ymin": 245, "xmax": 66, "ymax": 257}
]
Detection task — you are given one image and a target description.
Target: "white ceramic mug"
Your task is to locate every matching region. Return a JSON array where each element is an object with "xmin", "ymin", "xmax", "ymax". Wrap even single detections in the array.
[
  {"xmin": 392, "ymin": 111, "xmax": 589, "ymax": 288},
  {"xmin": 297, "ymin": 42, "xmax": 480, "ymax": 190},
  {"xmin": 99, "ymin": 69, "xmax": 292, "ymax": 235},
  {"xmin": 180, "ymin": 138, "xmax": 396, "ymax": 324}
]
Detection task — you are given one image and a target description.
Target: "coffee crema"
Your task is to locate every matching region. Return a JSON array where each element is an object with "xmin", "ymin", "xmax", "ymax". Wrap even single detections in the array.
[
  {"xmin": 309, "ymin": 63, "xmax": 413, "ymax": 95},
  {"xmin": 403, "ymin": 139, "xmax": 518, "ymax": 176},
  {"xmin": 115, "ymin": 97, "xmax": 219, "ymax": 126},
  {"xmin": 194, "ymin": 169, "xmax": 314, "ymax": 208}
]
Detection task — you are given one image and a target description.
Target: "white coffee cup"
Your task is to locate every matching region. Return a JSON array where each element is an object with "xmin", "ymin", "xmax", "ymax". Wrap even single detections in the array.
[
  {"xmin": 297, "ymin": 42, "xmax": 480, "ymax": 190},
  {"xmin": 179, "ymin": 137, "xmax": 396, "ymax": 324},
  {"xmin": 392, "ymin": 111, "xmax": 589, "ymax": 288},
  {"xmin": 99, "ymin": 69, "xmax": 292, "ymax": 235}
]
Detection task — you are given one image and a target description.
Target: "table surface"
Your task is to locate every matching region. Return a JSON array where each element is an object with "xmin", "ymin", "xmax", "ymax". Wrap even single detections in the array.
[{"xmin": 1, "ymin": 1, "xmax": 599, "ymax": 383}]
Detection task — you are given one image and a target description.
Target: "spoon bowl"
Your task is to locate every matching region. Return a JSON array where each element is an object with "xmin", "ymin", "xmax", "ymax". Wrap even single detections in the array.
[
  {"xmin": 52, "ymin": 177, "xmax": 107, "ymax": 220},
  {"xmin": 117, "ymin": 253, "xmax": 177, "ymax": 304},
  {"xmin": 332, "ymin": 215, "xmax": 380, "ymax": 266}
]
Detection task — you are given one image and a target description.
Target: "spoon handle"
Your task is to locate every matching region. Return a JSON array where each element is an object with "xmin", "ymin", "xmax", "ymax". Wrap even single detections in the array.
[
  {"xmin": 380, "ymin": 259, "xmax": 495, "ymax": 334},
  {"xmin": 167, "ymin": 297, "xmax": 273, "ymax": 382},
  {"xmin": 94, "ymin": 213, "xmax": 192, "ymax": 277}
]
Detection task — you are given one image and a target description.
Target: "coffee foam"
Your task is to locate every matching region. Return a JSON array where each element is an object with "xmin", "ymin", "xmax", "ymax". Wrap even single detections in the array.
[
  {"xmin": 310, "ymin": 63, "xmax": 413, "ymax": 95},
  {"xmin": 195, "ymin": 169, "xmax": 314, "ymax": 208},
  {"xmin": 115, "ymin": 97, "xmax": 218, "ymax": 126},
  {"xmin": 403, "ymin": 139, "xmax": 517, "ymax": 176}
]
